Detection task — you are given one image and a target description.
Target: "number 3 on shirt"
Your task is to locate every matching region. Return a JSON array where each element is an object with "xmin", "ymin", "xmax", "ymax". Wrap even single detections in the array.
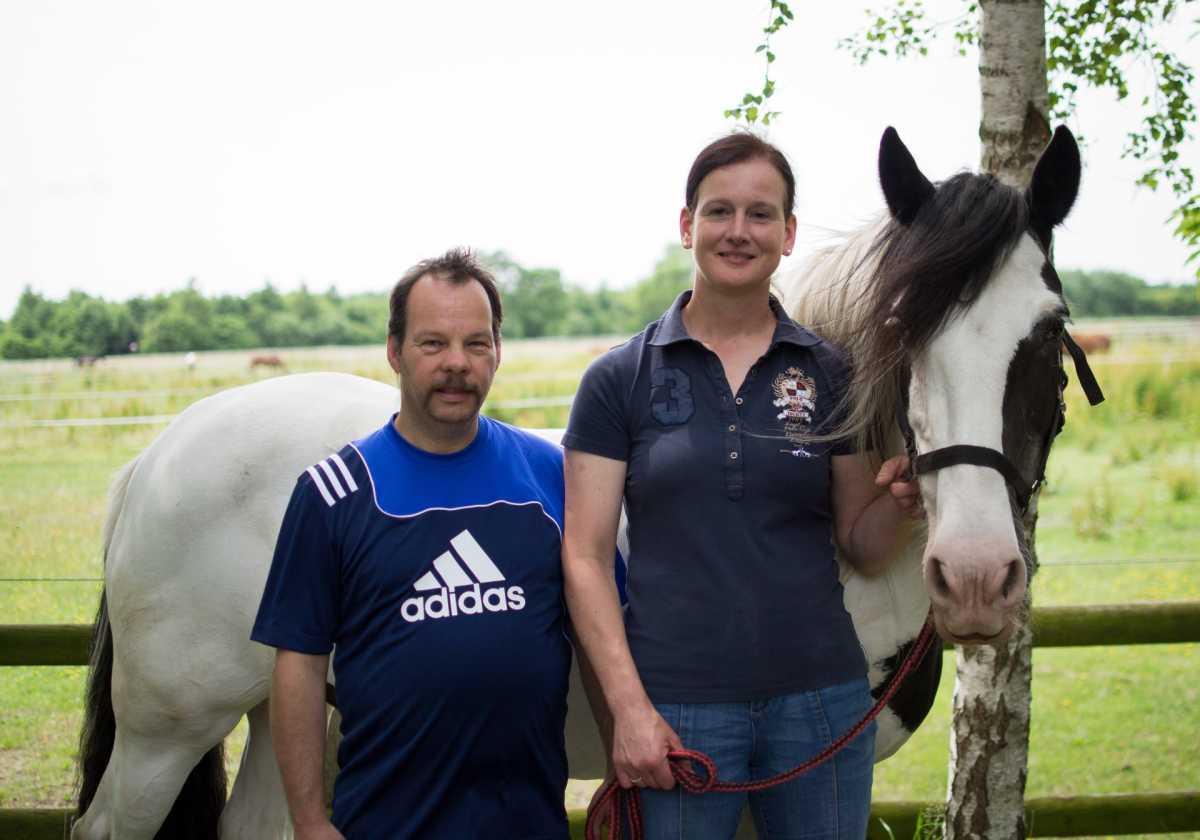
[{"xmin": 650, "ymin": 367, "xmax": 694, "ymax": 426}]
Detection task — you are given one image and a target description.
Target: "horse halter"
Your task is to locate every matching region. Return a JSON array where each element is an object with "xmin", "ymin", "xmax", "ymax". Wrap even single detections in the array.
[{"xmin": 896, "ymin": 331, "xmax": 1105, "ymax": 514}]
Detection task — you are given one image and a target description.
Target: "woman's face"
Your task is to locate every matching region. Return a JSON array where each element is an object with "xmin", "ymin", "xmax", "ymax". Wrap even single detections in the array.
[{"xmin": 680, "ymin": 157, "xmax": 797, "ymax": 293}]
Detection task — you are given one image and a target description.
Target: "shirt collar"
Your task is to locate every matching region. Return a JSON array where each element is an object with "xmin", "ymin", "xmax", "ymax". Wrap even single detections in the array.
[{"xmin": 648, "ymin": 289, "xmax": 821, "ymax": 348}]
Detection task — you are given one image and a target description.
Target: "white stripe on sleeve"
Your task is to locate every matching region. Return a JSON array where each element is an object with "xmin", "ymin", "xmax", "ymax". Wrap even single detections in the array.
[
  {"xmin": 329, "ymin": 453, "xmax": 359, "ymax": 492},
  {"xmin": 317, "ymin": 460, "xmax": 347, "ymax": 499},
  {"xmin": 306, "ymin": 466, "xmax": 336, "ymax": 507}
]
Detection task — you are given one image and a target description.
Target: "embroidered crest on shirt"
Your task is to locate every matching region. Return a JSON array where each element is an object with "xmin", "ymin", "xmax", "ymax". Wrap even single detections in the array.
[{"xmin": 772, "ymin": 366, "xmax": 817, "ymax": 457}]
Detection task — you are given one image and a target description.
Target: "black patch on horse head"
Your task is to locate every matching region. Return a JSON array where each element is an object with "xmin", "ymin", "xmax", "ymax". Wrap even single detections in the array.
[
  {"xmin": 871, "ymin": 633, "xmax": 943, "ymax": 733},
  {"xmin": 865, "ymin": 171, "xmax": 1030, "ymax": 358},
  {"xmin": 1002, "ymin": 311, "xmax": 1068, "ymax": 532}
]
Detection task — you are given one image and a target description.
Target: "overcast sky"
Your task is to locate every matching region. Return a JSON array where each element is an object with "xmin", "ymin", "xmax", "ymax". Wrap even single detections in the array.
[{"xmin": 2, "ymin": 1, "xmax": 1196, "ymax": 319}]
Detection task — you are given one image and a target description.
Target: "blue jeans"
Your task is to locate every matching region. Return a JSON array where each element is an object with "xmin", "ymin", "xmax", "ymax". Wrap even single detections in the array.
[{"xmin": 638, "ymin": 679, "xmax": 876, "ymax": 840}]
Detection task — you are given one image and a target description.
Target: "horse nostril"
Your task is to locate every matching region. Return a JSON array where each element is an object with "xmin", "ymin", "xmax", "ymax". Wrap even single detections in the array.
[
  {"xmin": 931, "ymin": 558, "xmax": 951, "ymax": 597},
  {"xmin": 1001, "ymin": 560, "xmax": 1022, "ymax": 599}
]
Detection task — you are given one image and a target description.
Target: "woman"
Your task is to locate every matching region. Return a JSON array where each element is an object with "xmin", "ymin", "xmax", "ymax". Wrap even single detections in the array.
[{"xmin": 561, "ymin": 132, "xmax": 921, "ymax": 839}]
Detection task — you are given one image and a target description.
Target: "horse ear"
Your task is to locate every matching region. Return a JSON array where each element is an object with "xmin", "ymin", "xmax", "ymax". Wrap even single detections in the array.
[
  {"xmin": 879, "ymin": 126, "xmax": 935, "ymax": 225},
  {"xmin": 1027, "ymin": 125, "xmax": 1081, "ymax": 234}
]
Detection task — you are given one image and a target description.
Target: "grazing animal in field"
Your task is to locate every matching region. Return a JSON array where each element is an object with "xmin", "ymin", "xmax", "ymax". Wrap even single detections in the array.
[
  {"xmin": 249, "ymin": 354, "xmax": 286, "ymax": 371},
  {"xmin": 75, "ymin": 355, "xmax": 104, "ymax": 367},
  {"xmin": 72, "ymin": 127, "xmax": 1101, "ymax": 839},
  {"xmin": 1069, "ymin": 331, "xmax": 1111, "ymax": 354}
]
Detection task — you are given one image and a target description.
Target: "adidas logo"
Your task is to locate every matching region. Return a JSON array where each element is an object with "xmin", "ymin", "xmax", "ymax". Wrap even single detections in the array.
[{"xmin": 401, "ymin": 529, "xmax": 525, "ymax": 623}]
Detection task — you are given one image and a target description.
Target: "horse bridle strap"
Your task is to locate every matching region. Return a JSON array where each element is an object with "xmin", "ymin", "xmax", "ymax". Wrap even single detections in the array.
[
  {"xmin": 912, "ymin": 445, "xmax": 1035, "ymax": 510},
  {"xmin": 897, "ymin": 334, "xmax": 1104, "ymax": 512},
  {"xmin": 1061, "ymin": 331, "xmax": 1105, "ymax": 407}
]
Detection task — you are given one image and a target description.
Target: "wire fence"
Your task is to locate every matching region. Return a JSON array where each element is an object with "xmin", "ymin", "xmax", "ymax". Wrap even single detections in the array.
[{"xmin": 0, "ymin": 395, "xmax": 578, "ymax": 428}]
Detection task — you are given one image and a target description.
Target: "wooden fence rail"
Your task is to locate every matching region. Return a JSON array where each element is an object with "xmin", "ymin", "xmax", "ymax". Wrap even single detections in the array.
[
  {"xmin": 4, "ymin": 602, "xmax": 1198, "ymax": 668},
  {"xmin": 2, "ymin": 601, "xmax": 1197, "ymax": 838},
  {"xmin": 2, "ymin": 793, "xmax": 1198, "ymax": 840}
]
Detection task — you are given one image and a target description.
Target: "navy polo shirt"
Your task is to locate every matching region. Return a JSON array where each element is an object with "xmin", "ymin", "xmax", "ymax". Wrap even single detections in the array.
[{"xmin": 563, "ymin": 291, "xmax": 867, "ymax": 703}]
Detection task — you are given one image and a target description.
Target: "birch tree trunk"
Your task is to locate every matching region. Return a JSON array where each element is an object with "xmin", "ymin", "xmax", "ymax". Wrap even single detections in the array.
[
  {"xmin": 978, "ymin": 0, "xmax": 1052, "ymax": 188},
  {"xmin": 945, "ymin": 2, "xmax": 1051, "ymax": 838}
]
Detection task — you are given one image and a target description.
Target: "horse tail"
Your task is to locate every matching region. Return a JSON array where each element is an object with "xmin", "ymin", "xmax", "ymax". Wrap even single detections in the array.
[
  {"xmin": 74, "ymin": 588, "xmax": 114, "ymax": 821},
  {"xmin": 75, "ymin": 458, "xmax": 228, "ymax": 838},
  {"xmin": 75, "ymin": 457, "xmax": 137, "ymax": 818}
]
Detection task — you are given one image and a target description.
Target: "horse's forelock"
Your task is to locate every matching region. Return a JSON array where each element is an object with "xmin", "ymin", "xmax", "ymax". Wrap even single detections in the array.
[{"xmin": 863, "ymin": 173, "xmax": 1031, "ymax": 361}]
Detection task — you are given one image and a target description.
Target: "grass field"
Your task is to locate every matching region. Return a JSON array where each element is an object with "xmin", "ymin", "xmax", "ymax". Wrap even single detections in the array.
[{"xmin": 1, "ymin": 322, "xmax": 1198, "ymax": 838}]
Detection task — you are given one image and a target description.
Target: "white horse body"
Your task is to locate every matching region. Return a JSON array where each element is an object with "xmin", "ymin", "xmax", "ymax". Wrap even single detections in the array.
[{"xmin": 94, "ymin": 374, "xmax": 403, "ymax": 838}]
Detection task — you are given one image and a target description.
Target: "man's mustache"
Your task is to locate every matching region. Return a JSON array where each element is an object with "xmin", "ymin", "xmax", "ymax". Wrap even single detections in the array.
[{"xmin": 432, "ymin": 376, "xmax": 478, "ymax": 393}]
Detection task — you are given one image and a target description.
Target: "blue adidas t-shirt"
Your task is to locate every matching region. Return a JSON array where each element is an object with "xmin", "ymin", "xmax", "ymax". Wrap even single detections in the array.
[{"xmin": 252, "ymin": 415, "xmax": 571, "ymax": 839}]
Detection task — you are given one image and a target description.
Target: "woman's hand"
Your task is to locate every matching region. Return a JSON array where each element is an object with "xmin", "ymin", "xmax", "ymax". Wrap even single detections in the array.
[
  {"xmin": 875, "ymin": 454, "xmax": 924, "ymax": 519},
  {"xmin": 612, "ymin": 702, "xmax": 683, "ymax": 790}
]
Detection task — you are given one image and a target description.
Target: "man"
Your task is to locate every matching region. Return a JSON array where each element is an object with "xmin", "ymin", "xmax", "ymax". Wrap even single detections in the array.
[{"xmin": 251, "ymin": 249, "xmax": 572, "ymax": 839}]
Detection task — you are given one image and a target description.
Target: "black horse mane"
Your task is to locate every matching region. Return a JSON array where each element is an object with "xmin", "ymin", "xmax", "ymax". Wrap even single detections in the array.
[{"xmin": 864, "ymin": 171, "xmax": 1034, "ymax": 361}]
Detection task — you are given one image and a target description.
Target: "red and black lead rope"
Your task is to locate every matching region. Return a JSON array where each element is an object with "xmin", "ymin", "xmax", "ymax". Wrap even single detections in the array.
[{"xmin": 584, "ymin": 615, "xmax": 939, "ymax": 840}]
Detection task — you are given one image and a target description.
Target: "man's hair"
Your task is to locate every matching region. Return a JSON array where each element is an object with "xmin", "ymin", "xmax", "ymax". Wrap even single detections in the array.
[
  {"xmin": 684, "ymin": 131, "xmax": 796, "ymax": 216},
  {"xmin": 387, "ymin": 248, "xmax": 503, "ymax": 344}
]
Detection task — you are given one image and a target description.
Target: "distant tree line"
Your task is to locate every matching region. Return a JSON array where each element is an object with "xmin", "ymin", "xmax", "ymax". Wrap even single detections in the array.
[
  {"xmin": 1, "ymin": 257, "xmax": 1195, "ymax": 360},
  {"xmin": 1060, "ymin": 269, "xmax": 1199, "ymax": 318},
  {"xmin": 0, "ymin": 247, "xmax": 694, "ymax": 360}
]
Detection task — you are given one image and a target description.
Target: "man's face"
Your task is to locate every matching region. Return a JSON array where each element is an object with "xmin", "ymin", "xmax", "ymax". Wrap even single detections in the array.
[{"xmin": 387, "ymin": 274, "xmax": 500, "ymax": 440}]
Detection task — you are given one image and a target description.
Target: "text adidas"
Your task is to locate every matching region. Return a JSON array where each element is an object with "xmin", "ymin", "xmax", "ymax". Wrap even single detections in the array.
[{"xmin": 401, "ymin": 583, "xmax": 525, "ymax": 623}]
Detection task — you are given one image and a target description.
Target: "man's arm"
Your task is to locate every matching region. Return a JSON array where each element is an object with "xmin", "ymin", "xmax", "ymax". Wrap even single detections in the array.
[{"xmin": 270, "ymin": 649, "xmax": 344, "ymax": 840}]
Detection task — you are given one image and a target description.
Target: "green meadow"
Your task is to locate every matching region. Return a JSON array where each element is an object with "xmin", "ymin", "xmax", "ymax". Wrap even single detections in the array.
[{"xmin": 1, "ymin": 324, "xmax": 1197, "ymax": 839}]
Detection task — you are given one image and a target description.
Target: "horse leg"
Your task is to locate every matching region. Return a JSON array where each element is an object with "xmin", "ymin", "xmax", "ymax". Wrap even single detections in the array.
[
  {"xmin": 71, "ymin": 768, "xmax": 115, "ymax": 839},
  {"xmin": 98, "ymin": 722, "xmax": 232, "ymax": 840},
  {"xmin": 220, "ymin": 700, "xmax": 290, "ymax": 840}
]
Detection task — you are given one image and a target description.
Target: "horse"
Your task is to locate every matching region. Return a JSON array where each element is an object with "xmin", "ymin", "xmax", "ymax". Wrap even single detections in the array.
[
  {"xmin": 72, "ymin": 126, "xmax": 1097, "ymax": 839},
  {"xmin": 1069, "ymin": 331, "xmax": 1112, "ymax": 354},
  {"xmin": 249, "ymin": 353, "xmax": 287, "ymax": 371}
]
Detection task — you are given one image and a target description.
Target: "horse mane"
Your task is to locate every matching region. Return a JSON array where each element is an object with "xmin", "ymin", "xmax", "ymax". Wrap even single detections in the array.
[{"xmin": 782, "ymin": 171, "xmax": 1032, "ymax": 460}]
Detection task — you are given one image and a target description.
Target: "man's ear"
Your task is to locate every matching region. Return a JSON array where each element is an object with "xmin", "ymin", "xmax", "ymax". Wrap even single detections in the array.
[{"xmin": 385, "ymin": 334, "xmax": 402, "ymax": 374}]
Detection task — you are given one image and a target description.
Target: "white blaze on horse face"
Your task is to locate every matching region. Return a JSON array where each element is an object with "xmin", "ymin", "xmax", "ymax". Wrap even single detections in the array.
[{"xmin": 908, "ymin": 235, "xmax": 1062, "ymax": 640}]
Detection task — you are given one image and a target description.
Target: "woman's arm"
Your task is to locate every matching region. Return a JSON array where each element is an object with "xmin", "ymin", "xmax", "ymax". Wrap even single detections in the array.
[
  {"xmin": 562, "ymin": 449, "xmax": 682, "ymax": 790},
  {"xmin": 831, "ymin": 453, "xmax": 923, "ymax": 576}
]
